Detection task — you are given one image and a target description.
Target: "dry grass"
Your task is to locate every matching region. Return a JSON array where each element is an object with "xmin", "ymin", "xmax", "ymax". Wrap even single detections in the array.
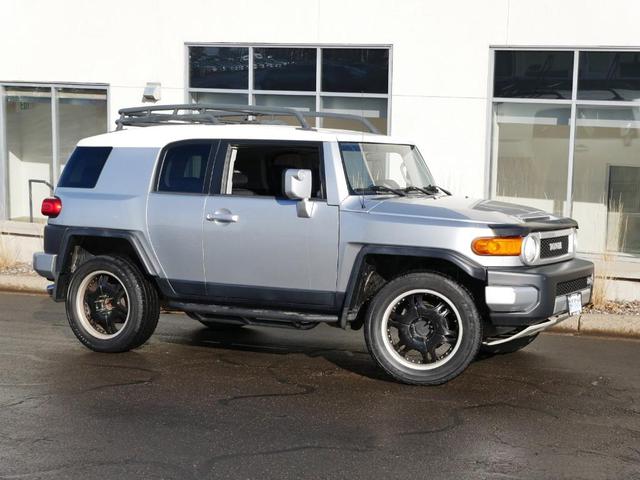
[
  {"xmin": 591, "ymin": 253, "xmax": 615, "ymax": 309},
  {"xmin": 0, "ymin": 233, "xmax": 20, "ymax": 271}
]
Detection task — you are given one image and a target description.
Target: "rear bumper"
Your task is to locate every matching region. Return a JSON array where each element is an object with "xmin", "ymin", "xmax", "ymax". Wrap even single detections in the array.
[
  {"xmin": 32, "ymin": 252, "xmax": 57, "ymax": 281},
  {"xmin": 485, "ymin": 258, "xmax": 594, "ymax": 326}
]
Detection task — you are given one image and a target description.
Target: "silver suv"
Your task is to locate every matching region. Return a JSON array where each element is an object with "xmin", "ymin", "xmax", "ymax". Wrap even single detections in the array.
[{"xmin": 33, "ymin": 104, "xmax": 594, "ymax": 385}]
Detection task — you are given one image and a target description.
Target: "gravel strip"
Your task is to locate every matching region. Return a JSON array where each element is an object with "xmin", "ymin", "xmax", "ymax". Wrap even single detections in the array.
[
  {"xmin": 585, "ymin": 300, "xmax": 640, "ymax": 316},
  {"xmin": 0, "ymin": 263, "xmax": 37, "ymax": 276}
]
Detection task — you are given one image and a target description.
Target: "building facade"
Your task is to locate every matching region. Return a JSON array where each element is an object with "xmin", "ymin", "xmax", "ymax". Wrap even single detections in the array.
[{"xmin": 1, "ymin": 0, "xmax": 639, "ymax": 289}]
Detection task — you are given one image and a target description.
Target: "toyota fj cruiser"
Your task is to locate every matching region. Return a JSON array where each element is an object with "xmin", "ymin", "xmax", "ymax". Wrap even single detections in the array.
[{"xmin": 33, "ymin": 104, "xmax": 594, "ymax": 385}]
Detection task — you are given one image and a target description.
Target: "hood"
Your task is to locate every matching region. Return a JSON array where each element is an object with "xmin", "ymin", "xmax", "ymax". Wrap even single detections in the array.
[{"xmin": 349, "ymin": 195, "xmax": 577, "ymax": 232}]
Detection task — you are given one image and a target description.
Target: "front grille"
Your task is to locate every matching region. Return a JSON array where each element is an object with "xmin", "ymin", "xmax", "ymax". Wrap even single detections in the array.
[
  {"xmin": 540, "ymin": 235, "xmax": 569, "ymax": 259},
  {"xmin": 556, "ymin": 277, "xmax": 590, "ymax": 296}
]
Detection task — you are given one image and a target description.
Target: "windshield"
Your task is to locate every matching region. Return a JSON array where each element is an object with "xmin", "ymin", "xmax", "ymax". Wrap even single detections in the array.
[{"xmin": 339, "ymin": 142, "xmax": 435, "ymax": 195}]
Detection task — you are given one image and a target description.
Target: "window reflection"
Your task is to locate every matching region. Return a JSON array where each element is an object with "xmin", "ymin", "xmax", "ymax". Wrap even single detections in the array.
[
  {"xmin": 578, "ymin": 51, "xmax": 640, "ymax": 101},
  {"xmin": 189, "ymin": 47, "xmax": 249, "ymax": 89},
  {"xmin": 572, "ymin": 107, "xmax": 640, "ymax": 254},
  {"xmin": 322, "ymin": 49, "xmax": 389, "ymax": 94},
  {"xmin": 494, "ymin": 51, "xmax": 574, "ymax": 99},
  {"xmin": 253, "ymin": 48, "xmax": 316, "ymax": 91},
  {"xmin": 492, "ymin": 103, "xmax": 571, "ymax": 216}
]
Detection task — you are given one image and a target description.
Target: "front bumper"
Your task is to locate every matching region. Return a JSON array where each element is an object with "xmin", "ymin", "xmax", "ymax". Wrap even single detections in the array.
[
  {"xmin": 485, "ymin": 258, "xmax": 594, "ymax": 326},
  {"xmin": 33, "ymin": 252, "xmax": 57, "ymax": 281}
]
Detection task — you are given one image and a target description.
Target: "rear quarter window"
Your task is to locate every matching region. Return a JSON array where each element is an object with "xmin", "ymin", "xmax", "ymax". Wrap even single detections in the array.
[{"xmin": 58, "ymin": 146, "xmax": 112, "ymax": 188}]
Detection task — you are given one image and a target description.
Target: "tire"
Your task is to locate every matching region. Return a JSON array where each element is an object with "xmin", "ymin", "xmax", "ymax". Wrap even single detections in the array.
[
  {"xmin": 65, "ymin": 255, "xmax": 160, "ymax": 352},
  {"xmin": 480, "ymin": 333, "xmax": 539, "ymax": 355},
  {"xmin": 364, "ymin": 272, "xmax": 482, "ymax": 386}
]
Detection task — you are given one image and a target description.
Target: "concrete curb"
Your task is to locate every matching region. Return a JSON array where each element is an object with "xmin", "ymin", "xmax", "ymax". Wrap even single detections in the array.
[
  {"xmin": 549, "ymin": 313, "xmax": 640, "ymax": 338},
  {"xmin": 0, "ymin": 274, "xmax": 49, "ymax": 294}
]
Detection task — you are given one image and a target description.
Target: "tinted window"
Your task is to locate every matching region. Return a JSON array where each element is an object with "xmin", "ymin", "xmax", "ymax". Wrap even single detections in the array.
[
  {"xmin": 322, "ymin": 49, "xmax": 389, "ymax": 94},
  {"xmin": 224, "ymin": 144, "xmax": 323, "ymax": 198},
  {"xmin": 157, "ymin": 143, "xmax": 212, "ymax": 193},
  {"xmin": 253, "ymin": 48, "xmax": 316, "ymax": 91},
  {"xmin": 494, "ymin": 50, "xmax": 574, "ymax": 99},
  {"xmin": 189, "ymin": 46, "xmax": 249, "ymax": 89},
  {"xmin": 578, "ymin": 51, "xmax": 640, "ymax": 101},
  {"xmin": 58, "ymin": 146, "xmax": 112, "ymax": 188}
]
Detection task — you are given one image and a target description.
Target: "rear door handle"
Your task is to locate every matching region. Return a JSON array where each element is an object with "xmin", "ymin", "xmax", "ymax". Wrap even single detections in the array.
[{"xmin": 206, "ymin": 211, "xmax": 239, "ymax": 223}]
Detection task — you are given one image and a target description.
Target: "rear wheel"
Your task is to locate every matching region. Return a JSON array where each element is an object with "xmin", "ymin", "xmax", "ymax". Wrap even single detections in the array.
[
  {"xmin": 481, "ymin": 333, "xmax": 539, "ymax": 355},
  {"xmin": 65, "ymin": 255, "xmax": 160, "ymax": 352},
  {"xmin": 364, "ymin": 272, "xmax": 482, "ymax": 385}
]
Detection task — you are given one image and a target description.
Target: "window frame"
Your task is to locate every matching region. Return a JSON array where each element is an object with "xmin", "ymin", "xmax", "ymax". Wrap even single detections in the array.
[
  {"xmin": 184, "ymin": 43, "xmax": 392, "ymax": 134},
  {"xmin": 488, "ymin": 46, "xmax": 640, "ymax": 259},
  {"xmin": 153, "ymin": 139, "xmax": 219, "ymax": 196},
  {"xmin": 0, "ymin": 81, "xmax": 109, "ymax": 220},
  {"xmin": 211, "ymin": 139, "xmax": 327, "ymax": 201},
  {"xmin": 337, "ymin": 141, "xmax": 433, "ymax": 195}
]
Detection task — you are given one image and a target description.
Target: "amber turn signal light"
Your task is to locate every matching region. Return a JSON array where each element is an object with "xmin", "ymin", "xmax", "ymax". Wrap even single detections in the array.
[
  {"xmin": 471, "ymin": 236, "xmax": 522, "ymax": 256},
  {"xmin": 41, "ymin": 197, "xmax": 62, "ymax": 218}
]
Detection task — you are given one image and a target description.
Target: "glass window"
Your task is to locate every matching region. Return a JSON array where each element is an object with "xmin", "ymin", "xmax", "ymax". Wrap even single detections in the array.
[
  {"xmin": 224, "ymin": 144, "xmax": 322, "ymax": 198},
  {"xmin": 189, "ymin": 46, "xmax": 249, "ymax": 89},
  {"xmin": 58, "ymin": 147, "xmax": 112, "ymax": 188},
  {"xmin": 321, "ymin": 96, "xmax": 387, "ymax": 134},
  {"xmin": 571, "ymin": 106, "xmax": 640, "ymax": 254},
  {"xmin": 157, "ymin": 143, "xmax": 212, "ymax": 194},
  {"xmin": 494, "ymin": 50, "xmax": 574, "ymax": 99},
  {"xmin": 578, "ymin": 51, "xmax": 640, "ymax": 101},
  {"xmin": 58, "ymin": 88, "xmax": 108, "ymax": 173},
  {"xmin": 322, "ymin": 48, "xmax": 389, "ymax": 94},
  {"xmin": 190, "ymin": 92, "xmax": 248, "ymax": 105},
  {"xmin": 491, "ymin": 103, "xmax": 571, "ymax": 216},
  {"xmin": 5, "ymin": 87, "xmax": 53, "ymax": 222},
  {"xmin": 339, "ymin": 142, "xmax": 434, "ymax": 193},
  {"xmin": 254, "ymin": 95, "xmax": 316, "ymax": 126},
  {"xmin": 253, "ymin": 48, "xmax": 316, "ymax": 91}
]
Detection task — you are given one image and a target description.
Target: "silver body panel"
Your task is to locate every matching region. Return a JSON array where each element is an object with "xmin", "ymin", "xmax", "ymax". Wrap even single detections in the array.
[{"xmin": 202, "ymin": 196, "xmax": 339, "ymax": 292}]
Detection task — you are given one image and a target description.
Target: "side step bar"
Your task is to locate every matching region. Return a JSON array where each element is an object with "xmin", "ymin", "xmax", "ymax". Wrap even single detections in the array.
[
  {"xmin": 167, "ymin": 301, "xmax": 339, "ymax": 325},
  {"xmin": 482, "ymin": 314, "xmax": 571, "ymax": 346}
]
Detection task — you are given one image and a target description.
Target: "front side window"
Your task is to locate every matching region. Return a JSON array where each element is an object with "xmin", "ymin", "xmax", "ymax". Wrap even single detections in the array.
[
  {"xmin": 339, "ymin": 142, "xmax": 434, "ymax": 194},
  {"xmin": 222, "ymin": 143, "xmax": 323, "ymax": 198},
  {"xmin": 157, "ymin": 143, "xmax": 212, "ymax": 194}
]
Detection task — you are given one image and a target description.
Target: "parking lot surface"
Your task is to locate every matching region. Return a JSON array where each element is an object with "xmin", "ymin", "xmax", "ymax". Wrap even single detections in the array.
[{"xmin": 1, "ymin": 292, "xmax": 639, "ymax": 479}]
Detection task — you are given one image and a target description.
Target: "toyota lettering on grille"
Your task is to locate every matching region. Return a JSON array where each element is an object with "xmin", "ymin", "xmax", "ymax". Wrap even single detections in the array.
[{"xmin": 549, "ymin": 241, "xmax": 563, "ymax": 251}]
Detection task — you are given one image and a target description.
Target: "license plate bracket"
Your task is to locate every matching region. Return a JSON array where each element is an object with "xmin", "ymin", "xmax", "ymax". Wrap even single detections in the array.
[{"xmin": 567, "ymin": 292, "xmax": 582, "ymax": 316}]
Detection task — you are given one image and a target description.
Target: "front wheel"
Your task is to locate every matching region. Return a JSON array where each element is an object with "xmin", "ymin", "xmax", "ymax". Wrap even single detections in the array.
[
  {"xmin": 65, "ymin": 255, "xmax": 160, "ymax": 352},
  {"xmin": 364, "ymin": 272, "xmax": 482, "ymax": 385}
]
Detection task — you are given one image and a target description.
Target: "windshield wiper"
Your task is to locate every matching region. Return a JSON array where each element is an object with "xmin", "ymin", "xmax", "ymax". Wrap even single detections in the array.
[
  {"xmin": 355, "ymin": 185, "xmax": 406, "ymax": 196},
  {"xmin": 425, "ymin": 184, "xmax": 452, "ymax": 196},
  {"xmin": 402, "ymin": 186, "xmax": 433, "ymax": 195}
]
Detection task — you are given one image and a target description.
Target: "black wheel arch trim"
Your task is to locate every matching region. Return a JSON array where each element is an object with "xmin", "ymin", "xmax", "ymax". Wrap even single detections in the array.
[
  {"xmin": 339, "ymin": 244, "xmax": 487, "ymax": 328},
  {"xmin": 47, "ymin": 225, "xmax": 164, "ymax": 301}
]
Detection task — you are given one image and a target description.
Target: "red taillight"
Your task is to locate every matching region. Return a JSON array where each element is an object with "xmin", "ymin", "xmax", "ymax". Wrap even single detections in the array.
[{"xmin": 41, "ymin": 197, "xmax": 62, "ymax": 218}]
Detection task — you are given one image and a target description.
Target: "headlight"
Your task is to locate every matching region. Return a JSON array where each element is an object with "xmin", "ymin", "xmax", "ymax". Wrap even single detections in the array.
[
  {"xmin": 572, "ymin": 230, "xmax": 578, "ymax": 253},
  {"xmin": 521, "ymin": 235, "xmax": 539, "ymax": 264},
  {"xmin": 471, "ymin": 236, "xmax": 522, "ymax": 256}
]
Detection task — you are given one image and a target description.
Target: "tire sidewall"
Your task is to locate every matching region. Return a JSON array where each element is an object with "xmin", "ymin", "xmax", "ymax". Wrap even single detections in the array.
[
  {"xmin": 365, "ymin": 272, "xmax": 482, "ymax": 385},
  {"xmin": 66, "ymin": 256, "xmax": 147, "ymax": 352}
]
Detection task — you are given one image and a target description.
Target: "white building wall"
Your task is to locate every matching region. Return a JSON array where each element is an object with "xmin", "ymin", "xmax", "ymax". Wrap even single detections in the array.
[{"xmin": 2, "ymin": 0, "xmax": 640, "ymax": 199}]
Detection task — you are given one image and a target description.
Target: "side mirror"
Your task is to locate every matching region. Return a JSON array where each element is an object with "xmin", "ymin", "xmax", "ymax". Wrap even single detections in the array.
[
  {"xmin": 283, "ymin": 169, "xmax": 315, "ymax": 218},
  {"xmin": 284, "ymin": 169, "xmax": 312, "ymax": 200}
]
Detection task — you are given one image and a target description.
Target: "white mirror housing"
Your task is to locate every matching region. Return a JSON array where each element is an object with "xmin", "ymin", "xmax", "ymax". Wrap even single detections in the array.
[{"xmin": 284, "ymin": 169, "xmax": 312, "ymax": 200}]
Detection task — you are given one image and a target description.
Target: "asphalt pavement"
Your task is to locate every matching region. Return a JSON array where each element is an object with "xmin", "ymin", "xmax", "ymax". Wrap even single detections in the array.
[{"xmin": 1, "ymin": 292, "xmax": 639, "ymax": 479}]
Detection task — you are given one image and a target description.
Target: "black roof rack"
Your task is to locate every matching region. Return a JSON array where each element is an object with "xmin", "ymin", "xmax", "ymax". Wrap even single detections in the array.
[{"xmin": 115, "ymin": 104, "xmax": 380, "ymax": 134}]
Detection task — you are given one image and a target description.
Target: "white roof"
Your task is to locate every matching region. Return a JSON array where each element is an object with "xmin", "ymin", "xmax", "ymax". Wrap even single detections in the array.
[{"xmin": 77, "ymin": 124, "xmax": 412, "ymax": 148}]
